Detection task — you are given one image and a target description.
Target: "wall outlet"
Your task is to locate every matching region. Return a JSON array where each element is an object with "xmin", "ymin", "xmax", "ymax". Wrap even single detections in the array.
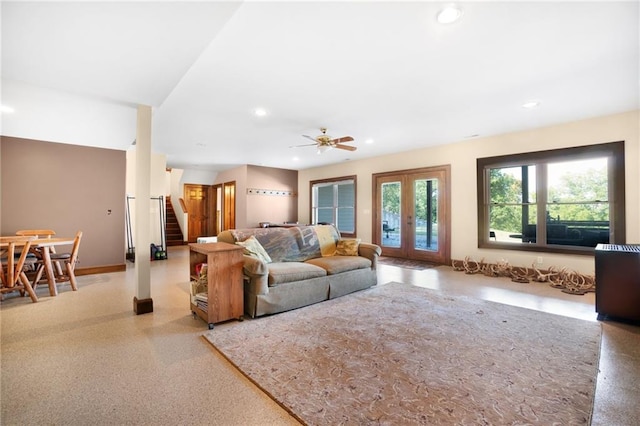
[{"xmin": 536, "ymin": 256, "xmax": 543, "ymax": 264}]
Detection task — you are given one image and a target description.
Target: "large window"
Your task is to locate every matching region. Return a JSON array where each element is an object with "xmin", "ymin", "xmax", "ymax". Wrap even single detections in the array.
[
  {"xmin": 311, "ymin": 176, "xmax": 356, "ymax": 237},
  {"xmin": 477, "ymin": 142, "xmax": 625, "ymax": 254}
]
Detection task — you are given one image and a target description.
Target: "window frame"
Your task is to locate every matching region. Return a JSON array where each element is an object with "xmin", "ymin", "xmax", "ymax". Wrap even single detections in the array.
[
  {"xmin": 310, "ymin": 175, "xmax": 357, "ymax": 238},
  {"xmin": 476, "ymin": 141, "xmax": 625, "ymax": 255}
]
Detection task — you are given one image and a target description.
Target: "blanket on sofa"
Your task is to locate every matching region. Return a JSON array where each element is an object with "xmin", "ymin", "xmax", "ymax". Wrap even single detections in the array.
[{"xmin": 229, "ymin": 225, "xmax": 340, "ymax": 262}]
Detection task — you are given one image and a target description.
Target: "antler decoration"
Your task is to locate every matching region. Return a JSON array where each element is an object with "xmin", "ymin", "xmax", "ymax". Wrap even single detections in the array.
[{"xmin": 452, "ymin": 257, "xmax": 595, "ymax": 295}]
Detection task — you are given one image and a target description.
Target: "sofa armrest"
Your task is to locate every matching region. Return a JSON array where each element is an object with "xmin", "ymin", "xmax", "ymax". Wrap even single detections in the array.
[
  {"xmin": 358, "ymin": 242, "xmax": 382, "ymax": 269},
  {"xmin": 242, "ymin": 255, "xmax": 268, "ymax": 276},
  {"xmin": 242, "ymin": 255, "xmax": 269, "ymax": 295}
]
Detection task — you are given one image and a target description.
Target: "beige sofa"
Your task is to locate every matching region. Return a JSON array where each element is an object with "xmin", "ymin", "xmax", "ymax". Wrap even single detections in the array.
[{"xmin": 217, "ymin": 225, "xmax": 381, "ymax": 318}]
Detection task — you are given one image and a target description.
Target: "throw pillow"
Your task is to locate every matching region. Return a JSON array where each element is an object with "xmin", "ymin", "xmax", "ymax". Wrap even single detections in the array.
[
  {"xmin": 335, "ymin": 238, "xmax": 361, "ymax": 256},
  {"xmin": 236, "ymin": 236, "xmax": 272, "ymax": 263}
]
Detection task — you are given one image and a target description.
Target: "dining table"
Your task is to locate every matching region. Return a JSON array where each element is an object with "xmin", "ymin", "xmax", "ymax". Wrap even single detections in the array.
[
  {"xmin": 30, "ymin": 237, "xmax": 76, "ymax": 296},
  {"xmin": 1, "ymin": 236, "xmax": 38, "ymax": 302}
]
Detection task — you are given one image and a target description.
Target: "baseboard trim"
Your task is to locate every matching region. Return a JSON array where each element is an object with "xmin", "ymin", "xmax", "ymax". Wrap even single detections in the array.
[{"xmin": 75, "ymin": 264, "xmax": 126, "ymax": 276}]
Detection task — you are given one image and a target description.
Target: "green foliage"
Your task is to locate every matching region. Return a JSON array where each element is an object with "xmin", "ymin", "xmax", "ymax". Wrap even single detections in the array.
[
  {"xmin": 490, "ymin": 166, "xmax": 609, "ymax": 234},
  {"xmin": 381, "ymin": 180, "xmax": 439, "ymax": 223},
  {"xmin": 382, "ymin": 182, "xmax": 401, "ymax": 215},
  {"xmin": 414, "ymin": 179, "xmax": 438, "ymax": 223},
  {"xmin": 548, "ymin": 167, "xmax": 609, "ymax": 222},
  {"xmin": 489, "ymin": 169, "xmax": 524, "ymax": 232}
]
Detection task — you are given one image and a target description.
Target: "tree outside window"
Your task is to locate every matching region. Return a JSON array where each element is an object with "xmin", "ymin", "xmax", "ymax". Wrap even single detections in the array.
[{"xmin": 477, "ymin": 142, "xmax": 625, "ymax": 254}]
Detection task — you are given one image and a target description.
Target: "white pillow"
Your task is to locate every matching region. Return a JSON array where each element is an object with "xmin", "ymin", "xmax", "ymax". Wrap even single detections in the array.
[{"xmin": 236, "ymin": 236, "xmax": 272, "ymax": 263}]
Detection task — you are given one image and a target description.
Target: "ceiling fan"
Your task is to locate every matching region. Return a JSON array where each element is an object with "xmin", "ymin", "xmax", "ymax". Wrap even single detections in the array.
[{"xmin": 290, "ymin": 128, "xmax": 356, "ymax": 154}]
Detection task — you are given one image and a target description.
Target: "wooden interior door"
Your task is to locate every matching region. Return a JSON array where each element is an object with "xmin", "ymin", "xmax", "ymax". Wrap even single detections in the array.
[
  {"xmin": 212, "ymin": 184, "xmax": 222, "ymax": 236},
  {"xmin": 185, "ymin": 184, "xmax": 210, "ymax": 242},
  {"xmin": 373, "ymin": 166, "xmax": 451, "ymax": 264},
  {"xmin": 223, "ymin": 181, "xmax": 236, "ymax": 230}
]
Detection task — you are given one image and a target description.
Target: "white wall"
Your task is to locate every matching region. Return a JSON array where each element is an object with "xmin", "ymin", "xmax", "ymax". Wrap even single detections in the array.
[
  {"xmin": 125, "ymin": 148, "xmax": 169, "ymax": 247},
  {"xmin": 180, "ymin": 168, "xmax": 218, "ymax": 186},
  {"xmin": 168, "ymin": 168, "xmax": 185, "ymax": 240},
  {"xmin": 168, "ymin": 167, "xmax": 218, "ymax": 241},
  {"xmin": 126, "ymin": 148, "xmax": 167, "ymax": 197},
  {"xmin": 298, "ymin": 110, "xmax": 640, "ymax": 275}
]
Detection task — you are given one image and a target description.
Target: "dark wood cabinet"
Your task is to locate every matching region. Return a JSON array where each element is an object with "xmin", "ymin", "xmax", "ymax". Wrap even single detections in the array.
[{"xmin": 595, "ymin": 244, "xmax": 640, "ymax": 323}]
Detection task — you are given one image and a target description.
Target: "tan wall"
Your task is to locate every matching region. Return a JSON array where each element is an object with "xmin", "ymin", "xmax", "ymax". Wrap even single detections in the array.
[
  {"xmin": 298, "ymin": 110, "xmax": 640, "ymax": 274},
  {"xmin": 246, "ymin": 165, "xmax": 298, "ymax": 227},
  {"xmin": 214, "ymin": 165, "xmax": 299, "ymax": 229},
  {"xmin": 1, "ymin": 136, "xmax": 126, "ymax": 269}
]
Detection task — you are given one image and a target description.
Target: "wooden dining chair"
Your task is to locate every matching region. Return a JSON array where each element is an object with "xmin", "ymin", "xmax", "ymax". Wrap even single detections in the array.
[
  {"xmin": 0, "ymin": 236, "xmax": 38, "ymax": 302},
  {"xmin": 15, "ymin": 229, "xmax": 64, "ymax": 276},
  {"xmin": 34, "ymin": 231, "xmax": 83, "ymax": 292}
]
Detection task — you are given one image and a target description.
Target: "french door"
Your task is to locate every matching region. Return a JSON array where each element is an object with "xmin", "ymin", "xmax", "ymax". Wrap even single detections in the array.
[{"xmin": 373, "ymin": 166, "xmax": 450, "ymax": 264}]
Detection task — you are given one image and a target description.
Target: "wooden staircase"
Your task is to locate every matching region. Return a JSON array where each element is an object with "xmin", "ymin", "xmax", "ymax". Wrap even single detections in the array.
[{"xmin": 165, "ymin": 196, "xmax": 184, "ymax": 246}]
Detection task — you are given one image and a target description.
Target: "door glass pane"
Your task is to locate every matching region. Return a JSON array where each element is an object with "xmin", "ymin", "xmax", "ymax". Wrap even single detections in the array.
[
  {"xmin": 381, "ymin": 181, "xmax": 401, "ymax": 248},
  {"xmin": 414, "ymin": 179, "xmax": 438, "ymax": 252}
]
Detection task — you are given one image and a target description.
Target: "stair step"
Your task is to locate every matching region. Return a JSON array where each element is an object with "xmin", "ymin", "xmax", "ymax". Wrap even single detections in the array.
[{"xmin": 165, "ymin": 197, "xmax": 184, "ymax": 244}]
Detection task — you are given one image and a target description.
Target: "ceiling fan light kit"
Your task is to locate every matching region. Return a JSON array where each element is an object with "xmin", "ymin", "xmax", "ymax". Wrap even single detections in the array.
[{"xmin": 317, "ymin": 145, "xmax": 331, "ymax": 154}]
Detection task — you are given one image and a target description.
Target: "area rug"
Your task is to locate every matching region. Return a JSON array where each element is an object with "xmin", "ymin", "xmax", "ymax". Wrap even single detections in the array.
[
  {"xmin": 204, "ymin": 282, "xmax": 601, "ymax": 425},
  {"xmin": 377, "ymin": 256, "xmax": 439, "ymax": 270}
]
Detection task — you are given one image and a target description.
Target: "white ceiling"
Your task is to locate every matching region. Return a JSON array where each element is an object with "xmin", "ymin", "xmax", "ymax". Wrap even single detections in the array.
[{"xmin": 2, "ymin": 1, "xmax": 638, "ymax": 172}]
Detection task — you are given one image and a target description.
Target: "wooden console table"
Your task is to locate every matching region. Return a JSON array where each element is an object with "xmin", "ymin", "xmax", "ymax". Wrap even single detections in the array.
[{"xmin": 189, "ymin": 242, "xmax": 244, "ymax": 329}]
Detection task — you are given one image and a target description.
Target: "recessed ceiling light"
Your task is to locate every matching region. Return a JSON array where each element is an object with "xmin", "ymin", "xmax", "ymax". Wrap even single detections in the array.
[
  {"xmin": 437, "ymin": 4, "xmax": 463, "ymax": 24},
  {"xmin": 1, "ymin": 105, "xmax": 15, "ymax": 114},
  {"xmin": 292, "ymin": 157, "xmax": 300, "ymax": 162},
  {"xmin": 365, "ymin": 139, "xmax": 374, "ymax": 144},
  {"xmin": 522, "ymin": 100, "xmax": 541, "ymax": 109},
  {"xmin": 254, "ymin": 108, "xmax": 267, "ymax": 117}
]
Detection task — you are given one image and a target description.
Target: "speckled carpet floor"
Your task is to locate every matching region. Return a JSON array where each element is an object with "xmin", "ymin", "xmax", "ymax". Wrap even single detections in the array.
[{"xmin": 205, "ymin": 282, "xmax": 601, "ymax": 425}]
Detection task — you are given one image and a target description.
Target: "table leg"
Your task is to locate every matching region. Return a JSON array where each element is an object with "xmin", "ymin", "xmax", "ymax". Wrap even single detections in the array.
[
  {"xmin": 0, "ymin": 260, "xmax": 6, "ymax": 288},
  {"xmin": 42, "ymin": 247, "xmax": 58, "ymax": 296},
  {"xmin": 7, "ymin": 244, "xmax": 16, "ymax": 289}
]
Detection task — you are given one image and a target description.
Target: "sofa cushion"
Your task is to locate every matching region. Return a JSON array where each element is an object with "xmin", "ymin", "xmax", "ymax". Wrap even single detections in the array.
[
  {"xmin": 305, "ymin": 255, "xmax": 371, "ymax": 275},
  {"xmin": 267, "ymin": 262, "xmax": 327, "ymax": 286},
  {"xmin": 236, "ymin": 236, "xmax": 272, "ymax": 263}
]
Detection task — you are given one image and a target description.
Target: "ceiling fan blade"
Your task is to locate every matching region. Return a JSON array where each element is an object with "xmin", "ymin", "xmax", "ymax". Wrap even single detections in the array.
[
  {"xmin": 302, "ymin": 135, "xmax": 319, "ymax": 143},
  {"xmin": 335, "ymin": 144, "xmax": 357, "ymax": 151},
  {"xmin": 330, "ymin": 136, "xmax": 354, "ymax": 144},
  {"xmin": 289, "ymin": 143, "xmax": 318, "ymax": 148}
]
